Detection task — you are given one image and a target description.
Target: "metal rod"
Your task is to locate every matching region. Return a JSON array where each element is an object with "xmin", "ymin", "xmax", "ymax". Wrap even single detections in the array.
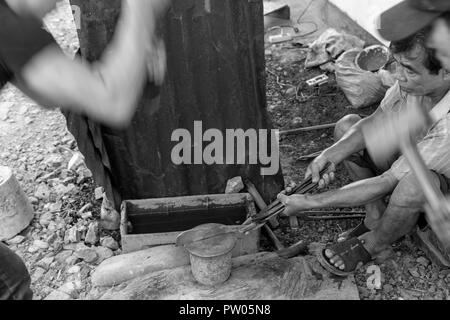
[{"xmin": 279, "ymin": 123, "xmax": 336, "ymax": 136}]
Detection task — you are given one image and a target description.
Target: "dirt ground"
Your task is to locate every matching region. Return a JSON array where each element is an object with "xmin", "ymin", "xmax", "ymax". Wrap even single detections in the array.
[{"xmin": 1, "ymin": 0, "xmax": 450, "ymax": 300}]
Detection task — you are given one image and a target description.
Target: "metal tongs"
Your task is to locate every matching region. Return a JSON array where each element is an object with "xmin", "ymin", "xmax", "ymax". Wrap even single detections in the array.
[{"xmin": 240, "ymin": 164, "xmax": 332, "ymax": 233}]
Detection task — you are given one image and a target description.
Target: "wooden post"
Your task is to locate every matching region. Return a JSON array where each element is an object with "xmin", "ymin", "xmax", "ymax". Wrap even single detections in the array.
[{"xmin": 67, "ymin": 0, "xmax": 284, "ymax": 208}]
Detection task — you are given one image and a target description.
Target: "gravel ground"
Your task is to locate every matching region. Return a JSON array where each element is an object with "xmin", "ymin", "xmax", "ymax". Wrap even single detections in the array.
[{"xmin": 1, "ymin": 0, "xmax": 449, "ymax": 300}]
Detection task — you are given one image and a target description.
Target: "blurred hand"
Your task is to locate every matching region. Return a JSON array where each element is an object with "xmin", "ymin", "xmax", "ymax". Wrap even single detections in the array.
[
  {"xmin": 277, "ymin": 192, "xmax": 312, "ymax": 217},
  {"xmin": 146, "ymin": 37, "xmax": 167, "ymax": 86},
  {"xmin": 305, "ymin": 154, "xmax": 336, "ymax": 189}
]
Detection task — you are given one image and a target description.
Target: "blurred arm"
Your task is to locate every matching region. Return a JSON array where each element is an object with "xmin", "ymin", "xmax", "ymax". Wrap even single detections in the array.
[{"xmin": 14, "ymin": 0, "xmax": 168, "ymax": 128}]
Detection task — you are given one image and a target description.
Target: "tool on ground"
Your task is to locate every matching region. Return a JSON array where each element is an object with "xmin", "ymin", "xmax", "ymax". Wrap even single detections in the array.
[
  {"xmin": 277, "ymin": 240, "xmax": 308, "ymax": 259},
  {"xmin": 306, "ymin": 74, "xmax": 329, "ymax": 87},
  {"xmin": 279, "ymin": 123, "xmax": 335, "ymax": 137},
  {"xmin": 245, "ymin": 180, "xmax": 279, "ymax": 229},
  {"xmin": 363, "ymin": 98, "xmax": 450, "ymax": 247},
  {"xmin": 245, "ymin": 179, "xmax": 308, "ymax": 258},
  {"xmin": 241, "ymin": 165, "xmax": 332, "ymax": 233}
]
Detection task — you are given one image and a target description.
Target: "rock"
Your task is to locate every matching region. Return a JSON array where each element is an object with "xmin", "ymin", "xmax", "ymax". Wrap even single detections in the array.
[
  {"xmin": 35, "ymin": 184, "xmax": 51, "ymax": 201},
  {"xmin": 225, "ymin": 176, "xmax": 244, "ymax": 194},
  {"xmin": 100, "ymin": 236, "xmax": 119, "ymax": 251},
  {"xmin": 85, "ymin": 222, "xmax": 99, "ymax": 245},
  {"xmin": 68, "ymin": 152, "xmax": 85, "ymax": 171},
  {"xmin": 39, "ymin": 212, "xmax": 54, "ymax": 227},
  {"xmin": 52, "ymin": 238, "xmax": 64, "ymax": 252},
  {"xmin": 31, "ymin": 267, "xmax": 47, "ymax": 282},
  {"xmin": 75, "ymin": 248, "xmax": 98, "ymax": 264},
  {"xmin": 409, "ymin": 268, "xmax": 421, "ymax": 278},
  {"xmin": 76, "ymin": 168, "xmax": 93, "ymax": 184},
  {"xmin": 100, "ymin": 197, "xmax": 120, "ymax": 231},
  {"xmin": 285, "ymin": 87, "xmax": 297, "ymax": 97},
  {"xmin": 44, "ymin": 154, "xmax": 64, "ymax": 169},
  {"xmin": 37, "ymin": 256, "xmax": 55, "ymax": 270},
  {"xmin": 94, "ymin": 187, "xmax": 104, "ymax": 200},
  {"xmin": 416, "ymin": 256, "xmax": 430, "ymax": 267},
  {"xmin": 33, "ymin": 240, "xmax": 49, "ymax": 250},
  {"xmin": 55, "ymin": 250, "xmax": 74, "ymax": 264},
  {"xmin": 54, "ymin": 184, "xmax": 76, "ymax": 197},
  {"xmin": 292, "ymin": 117, "xmax": 303, "ymax": 126},
  {"xmin": 67, "ymin": 265, "xmax": 81, "ymax": 274},
  {"xmin": 47, "ymin": 222, "xmax": 58, "ymax": 232},
  {"xmin": 94, "ymin": 246, "xmax": 114, "ymax": 264},
  {"xmin": 45, "ymin": 290, "xmax": 72, "ymax": 300},
  {"xmin": 91, "ymin": 245, "xmax": 190, "ymax": 287},
  {"xmin": 64, "ymin": 227, "xmax": 80, "ymax": 244},
  {"xmin": 48, "ymin": 202, "xmax": 62, "ymax": 213},
  {"xmin": 81, "ymin": 211, "xmax": 93, "ymax": 220},
  {"xmin": 28, "ymin": 246, "xmax": 41, "ymax": 254},
  {"xmin": 7, "ymin": 235, "xmax": 26, "ymax": 245},
  {"xmin": 29, "ymin": 196, "xmax": 39, "ymax": 205},
  {"xmin": 65, "ymin": 255, "xmax": 81, "ymax": 266},
  {"xmin": 383, "ymin": 284, "xmax": 393, "ymax": 293}
]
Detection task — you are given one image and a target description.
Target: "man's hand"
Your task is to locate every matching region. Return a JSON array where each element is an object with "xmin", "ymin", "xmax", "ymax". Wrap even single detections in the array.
[
  {"xmin": 305, "ymin": 153, "xmax": 336, "ymax": 189},
  {"xmin": 277, "ymin": 192, "xmax": 314, "ymax": 217}
]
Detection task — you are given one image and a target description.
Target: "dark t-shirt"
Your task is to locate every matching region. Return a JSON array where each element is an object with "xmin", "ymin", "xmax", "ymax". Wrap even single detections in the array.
[{"xmin": 0, "ymin": 0, "xmax": 56, "ymax": 89}]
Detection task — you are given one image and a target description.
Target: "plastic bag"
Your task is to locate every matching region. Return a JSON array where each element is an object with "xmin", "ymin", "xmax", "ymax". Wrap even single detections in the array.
[
  {"xmin": 305, "ymin": 28, "xmax": 365, "ymax": 69},
  {"xmin": 335, "ymin": 49, "xmax": 389, "ymax": 109}
]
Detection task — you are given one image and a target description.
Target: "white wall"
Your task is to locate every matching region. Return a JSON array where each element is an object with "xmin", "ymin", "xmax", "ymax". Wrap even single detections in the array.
[{"xmin": 329, "ymin": 0, "xmax": 402, "ymax": 44}]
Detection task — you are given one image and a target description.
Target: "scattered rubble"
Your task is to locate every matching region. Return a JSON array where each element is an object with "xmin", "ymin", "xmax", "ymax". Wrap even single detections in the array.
[{"xmin": 225, "ymin": 176, "xmax": 245, "ymax": 194}]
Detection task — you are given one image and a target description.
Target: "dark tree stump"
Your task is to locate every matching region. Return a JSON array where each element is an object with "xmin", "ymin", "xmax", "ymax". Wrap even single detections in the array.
[{"xmin": 67, "ymin": 0, "xmax": 284, "ymax": 208}]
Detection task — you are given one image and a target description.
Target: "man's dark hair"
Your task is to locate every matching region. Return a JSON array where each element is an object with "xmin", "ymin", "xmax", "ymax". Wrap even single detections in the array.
[{"xmin": 390, "ymin": 26, "xmax": 442, "ymax": 74}]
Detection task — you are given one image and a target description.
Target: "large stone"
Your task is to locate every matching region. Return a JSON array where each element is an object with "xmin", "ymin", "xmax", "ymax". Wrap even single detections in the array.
[
  {"xmin": 45, "ymin": 290, "xmax": 72, "ymax": 300},
  {"xmin": 225, "ymin": 176, "xmax": 244, "ymax": 194},
  {"xmin": 100, "ymin": 197, "xmax": 120, "ymax": 231},
  {"xmin": 44, "ymin": 154, "xmax": 64, "ymax": 169},
  {"xmin": 75, "ymin": 248, "xmax": 98, "ymax": 264},
  {"xmin": 37, "ymin": 256, "xmax": 55, "ymax": 270},
  {"xmin": 55, "ymin": 250, "xmax": 74, "ymax": 264},
  {"xmin": 68, "ymin": 152, "xmax": 85, "ymax": 171},
  {"xmin": 94, "ymin": 246, "xmax": 114, "ymax": 265},
  {"xmin": 35, "ymin": 184, "xmax": 51, "ymax": 201},
  {"xmin": 85, "ymin": 222, "xmax": 99, "ymax": 245},
  {"xmin": 100, "ymin": 236, "xmax": 119, "ymax": 251},
  {"xmin": 7, "ymin": 235, "xmax": 26, "ymax": 245},
  {"xmin": 39, "ymin": 212, "xmax": 54, "ymax": 227},
  {"xmin": 64, "ymin": 227, "xmax": 80, "ymax": 244},
  {"xmin": 91, "ymin": 245, "xmax": 190, "ymax": 287}
]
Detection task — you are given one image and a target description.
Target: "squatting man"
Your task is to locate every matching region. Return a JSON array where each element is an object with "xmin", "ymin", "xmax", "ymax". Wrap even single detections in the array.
[
  {"xmin": 278, "ymin": 0, "xmax": 450, "ymax": 276},
  {"xmin": 0, "ymin": 0, "xmax": 170, "ymax": 300}
]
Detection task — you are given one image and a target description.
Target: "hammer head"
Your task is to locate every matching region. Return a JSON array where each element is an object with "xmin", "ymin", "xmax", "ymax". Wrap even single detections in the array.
[{"xmin": 362, "ymin": 97, "xmax": 433, "ymax": 168}]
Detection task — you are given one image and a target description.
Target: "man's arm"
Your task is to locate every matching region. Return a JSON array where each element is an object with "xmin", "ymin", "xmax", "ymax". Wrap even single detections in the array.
[
  {"xmin": 278, "ymin": 173, "xmax": 398, "ymax": 216},
  {"xmin": 13, "ymin": 0, "xmax": 169, "ymax": 128},
  {"xmin": 307, "ymin": 107, "xmax": 385, "ymax": 186}
]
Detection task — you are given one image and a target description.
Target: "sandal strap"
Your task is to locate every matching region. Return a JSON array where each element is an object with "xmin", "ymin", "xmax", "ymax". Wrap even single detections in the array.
[{"xmin": 325, "ymin": 238, "xmax": 372, "ymax": 273}]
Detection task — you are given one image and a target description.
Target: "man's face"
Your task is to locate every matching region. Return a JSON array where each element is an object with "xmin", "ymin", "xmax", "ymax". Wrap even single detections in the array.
[
  {"xmin": 429, "ymin": 17, "xmax": 450, "ymax": 71},
  {"xmin": 392, "ymin": 44, "xmax": 445, "ymax": 96}
]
